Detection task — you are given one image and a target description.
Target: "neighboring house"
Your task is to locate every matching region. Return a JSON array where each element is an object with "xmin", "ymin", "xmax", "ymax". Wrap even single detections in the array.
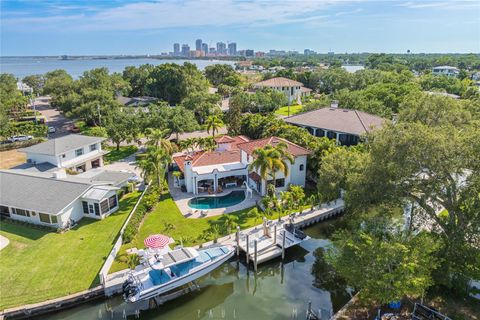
[
  {"xmin": 254, "ymin": 77, "xmax": 305, "ymax": 105},
  {"xmin": 285, "ymin": 105, "xmax": 386, "ymax": 146},
  {"xmin": 173, "ymin": 135, "xmax": 310, "ymax": 196},
  {"xmin": 0, "ymin": 169, "xmax": 133, "ymax": 228},
  {"xmin": 425, "ymin": 91, "xmax": 460, "ymax": 99},
  {"xmin": 20, "ymin": 134, "xmax": 108, "ymax": 173},
  {"xmin": 116, "ymin": 95, "xmax": 158, "ymax": 107},
  {"xmin": 17, "ymin": 82, "xmax": 33, "ymax": 95},
  {"xmin": 300, "ymin": 86, "xmax": 312, "ymax": 98},
  {"xmin": 432, "ymin": 66, "xmax": 460, "ymax": 77}
]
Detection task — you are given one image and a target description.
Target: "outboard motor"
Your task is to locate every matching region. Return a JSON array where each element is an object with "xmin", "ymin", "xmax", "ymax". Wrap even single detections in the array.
[{"xmin": 122, "ymin": 279, "xmax": 139, "ymax": 302}]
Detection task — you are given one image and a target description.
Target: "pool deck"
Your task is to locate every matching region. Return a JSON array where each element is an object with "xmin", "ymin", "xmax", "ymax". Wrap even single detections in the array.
[{"xmin": 168, "ymin": 174, "xmax": 260, "ymax": 218}]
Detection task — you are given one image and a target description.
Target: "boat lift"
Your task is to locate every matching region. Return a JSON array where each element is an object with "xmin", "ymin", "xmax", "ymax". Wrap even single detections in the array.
[{"xmin": 236, "ymin": 215, "xmax": 310, "ymax": 271}]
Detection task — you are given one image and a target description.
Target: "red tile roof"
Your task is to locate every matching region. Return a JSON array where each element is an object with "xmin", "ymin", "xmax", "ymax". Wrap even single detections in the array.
[
  {"xmin": 215, "ymin": 135, "xmax": 236, "ymax": 143},
  {"xmin": 237, "ymin": 136, "xmax": 311, "ymax": 157},
  {"xmin": 173, "ymin": 150, "xmax": 241, "ymax": 172},
  {"xmin": 214, "ymin": 135, "xmax": 250, "ymax": 150}
]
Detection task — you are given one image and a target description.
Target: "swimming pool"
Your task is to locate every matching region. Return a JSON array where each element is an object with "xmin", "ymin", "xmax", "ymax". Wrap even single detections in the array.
[{"xmin": 188, "ymin": 190, "xmax": 246, "ymax": 209}]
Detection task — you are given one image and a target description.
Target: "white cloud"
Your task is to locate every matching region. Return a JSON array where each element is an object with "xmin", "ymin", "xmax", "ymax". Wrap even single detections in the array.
[
  {"xmin": 398, "ymin": 1, "xmax": 480, "ymax": 10},
  {"xmin": 2, "ymin": 0, "xmax": 358, "ymax": 31}
]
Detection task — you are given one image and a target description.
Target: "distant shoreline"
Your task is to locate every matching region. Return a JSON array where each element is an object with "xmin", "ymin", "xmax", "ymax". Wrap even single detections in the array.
[{"xmin": 0, "ymin": 55, "xmax": 241, "ymax": 62}]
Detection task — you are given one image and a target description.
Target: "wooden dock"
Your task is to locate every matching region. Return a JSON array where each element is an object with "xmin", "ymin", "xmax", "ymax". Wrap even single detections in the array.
[{"xmin": 233, "ymin": 199, "xmax": 345, "ymax": 268}]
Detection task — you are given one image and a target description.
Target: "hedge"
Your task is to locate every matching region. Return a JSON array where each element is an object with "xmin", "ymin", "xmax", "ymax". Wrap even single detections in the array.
[
  {"xmin": 0, "ymin": 137, "xmax": 46, "ymax": 152},
  {"xmin": 122, "ymin": 187, "xmax": 159, "ymax": 243}
]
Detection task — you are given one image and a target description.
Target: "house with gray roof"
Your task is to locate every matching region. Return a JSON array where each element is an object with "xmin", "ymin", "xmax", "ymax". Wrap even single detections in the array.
[
  {"xmin": 285, "ymin": 104, "xmax": 386, "ymax": 146},
  {"xmin": 0, "ymin": 169, "xmax": 134, "ymax": 229},
  {"xmin": 20, "ymin": 134, "xmax": 108, "ymax": 173}
]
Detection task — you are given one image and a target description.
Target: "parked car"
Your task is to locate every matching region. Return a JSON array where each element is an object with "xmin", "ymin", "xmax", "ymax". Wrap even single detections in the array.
[
  {"xmin": 48, "ymin": 126, "xmax": 56, "ymax": 134},
  {"xmin": 8, "ymin": 135, "xmax": 33, "ymax": 142}
]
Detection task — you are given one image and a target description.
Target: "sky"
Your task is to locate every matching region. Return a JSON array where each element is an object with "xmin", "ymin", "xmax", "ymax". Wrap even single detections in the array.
[{"xmin": 1, "ymin": 0, "xmax": 479, "ymax": 56}]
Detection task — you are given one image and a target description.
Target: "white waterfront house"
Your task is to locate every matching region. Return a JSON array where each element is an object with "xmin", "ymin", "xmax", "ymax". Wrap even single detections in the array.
[
  {"xmin": 254, "ymin": 77, "xmax": 305, "ymax": 105},
  {"xmin": 20, "ymin": 134, "xmax": 108, "ymax": 173},
  {"xmin": 432, "ymin": 66, "xmax": 460, "ymax": 77},
  {"xmin": 0, "ymin": 169, "xmax": 133, "ymax": 228},
  {"xmin": 173, "ymin": 135, "xmax": 310, "ymax": 196},
  {"xmin": 285, "ymin": 104, "xmax": 386, "ymax": 146}
]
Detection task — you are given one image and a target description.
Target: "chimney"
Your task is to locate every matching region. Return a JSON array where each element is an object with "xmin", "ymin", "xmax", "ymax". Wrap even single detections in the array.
[
  {"xmin": 53, "ymin": 169, "xmax": 67, "ymax": 179},
  {"xmin": 330, "ymin": 100, "xmax": 339, "ymax": 109}
]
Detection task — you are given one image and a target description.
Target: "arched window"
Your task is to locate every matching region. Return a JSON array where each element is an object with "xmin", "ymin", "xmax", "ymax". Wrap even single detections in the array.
[{"xmin": 299, "ymin": 164, "xmax": 304, "ymax": 171}]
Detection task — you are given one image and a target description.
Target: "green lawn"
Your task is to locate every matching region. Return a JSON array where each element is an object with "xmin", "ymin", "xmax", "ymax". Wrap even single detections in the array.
[
  {"xmin": 275, "ymin": 104, "xmax": 303, "ymax": 116},
  {"xmin": 110, "ymin": 193, "xmax": 286, "ymax": 272},
  {"xmin": 0, "ymin": 191, "xmax": 141, "ymax": 310},
  {"xmin": 104, "ymin": 145, "xmax": 138, "ymax": 164}
]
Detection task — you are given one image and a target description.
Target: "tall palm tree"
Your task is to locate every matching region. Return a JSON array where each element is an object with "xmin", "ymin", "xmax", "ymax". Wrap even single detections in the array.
[
  {"xmin": 145, "ymin": 128, "xmax": 174, "ymax": 155},
  {"xmin": 136, "ymin": 146, "xmax": 172, "ymax": 191},
  {"xmin": 249, "ymin": 142, "xmax": 294, "ymax": 195},
  {"xmin": 205, "ymin": 115, "xmax": 224, "ymax": 138}
]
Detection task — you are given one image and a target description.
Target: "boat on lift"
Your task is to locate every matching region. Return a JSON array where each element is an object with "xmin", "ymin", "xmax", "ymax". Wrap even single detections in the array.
[{"xmin": 123, "ymin": 245, "xmax": 235, "ymax": 303}]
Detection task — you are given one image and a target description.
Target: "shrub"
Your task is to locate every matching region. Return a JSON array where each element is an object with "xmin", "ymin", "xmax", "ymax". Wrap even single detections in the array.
[{"xmin": 121, "ymin": 187, "xmax": 159, "ymax": 244}]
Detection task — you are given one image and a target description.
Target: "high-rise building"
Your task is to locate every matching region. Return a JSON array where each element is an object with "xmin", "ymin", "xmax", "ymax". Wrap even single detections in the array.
[
  {"xmin": 201, "ymin": 43, "xmax": 208, "ymax": 55},
  {"xmin": 228, "ymin": 42, "xmax": 237, "ymax": 56},
  {"xmin": 216, "ymin": 42, "xmax": 227, "ymax": 55},
  {"xmin": 181, "ymin": 44, "xmax": 190, "ymax": 57},
  {"xmin": 195, "ymin": 39, "xmax": 202, "ymax": 51},
  {"xmin": 209, "ymin": 48, "xmax": 216, "ymax": 55},
  {"xmin": 245, "ymin": 49, "xmax": 254, "ymax": 57},
  {"xmin": 173, "ymin": 43, "xmax": 180, "ymax": 56},
  {"xmin": 304, "ymin": 49, "xmax": 316, "ymax": 55}
]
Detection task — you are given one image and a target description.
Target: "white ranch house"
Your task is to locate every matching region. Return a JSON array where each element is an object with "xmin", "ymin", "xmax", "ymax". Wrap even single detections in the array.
[
  {"xmin": 0, "ymin": 168, "xmax": 134, "ymax": 228},
  {"xmin": 173, "ymin": 135, "xmax": 310, "ymax": 196}
]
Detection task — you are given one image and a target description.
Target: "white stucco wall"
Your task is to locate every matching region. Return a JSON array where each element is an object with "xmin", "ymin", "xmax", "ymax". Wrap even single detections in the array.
[
  {"xmin": 290, "ymin": 155, "xmax": 307, "ymax": 186},
  {"xmin": 59, "ymin": 199, "xmax": 85, "ymax": 226},
  {"xmin": 25, "ymin": 142, "xmax": 103, "ymax": 169},
  {"xmin": 25, "ymin": 153, "xmax": 58, "ymax": 166}
]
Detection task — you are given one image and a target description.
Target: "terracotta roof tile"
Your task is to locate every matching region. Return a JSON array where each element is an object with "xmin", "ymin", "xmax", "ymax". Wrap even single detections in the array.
[
  {"xmin": 237, "ymin": 136, "xmax": 311, "ymax": 157},
  {"xmin": 173, "ymin": 150, "xmax": 241, "ymax": 172}
]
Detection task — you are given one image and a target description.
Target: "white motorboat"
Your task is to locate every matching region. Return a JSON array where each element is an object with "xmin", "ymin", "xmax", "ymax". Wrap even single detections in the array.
[{"xmin": 122, "ymin": 245, "xmax": 235, "ymax": 303}]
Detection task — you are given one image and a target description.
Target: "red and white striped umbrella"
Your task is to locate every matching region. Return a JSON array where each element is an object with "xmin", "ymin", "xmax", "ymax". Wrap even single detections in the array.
[{"xmin": 144, "ymin": 234, "xmax": 170, "ymax": 249}]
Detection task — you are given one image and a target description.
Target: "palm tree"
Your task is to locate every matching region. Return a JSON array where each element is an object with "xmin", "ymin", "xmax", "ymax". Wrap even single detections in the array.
[
  {"xmin": 223, "ymin": 215, "xmax": 239, "ymax": 235},
  {"xmin": 248, "ymin": 207, "xmax": 263, "ymax": 224},
  {"xmin": 249, "ymin": 142, "xmax": 294, "ymax": 195},
  {"xmin": 136, "ymin": 146, "xmax": 172, "ymax": 191},
  {"xmin": 145, "ymin": 128, "xmax": 174, "ymax": 155},
  {"xmin": 205, "ymin": 115, "xmax": 224, "ymax": 138}
]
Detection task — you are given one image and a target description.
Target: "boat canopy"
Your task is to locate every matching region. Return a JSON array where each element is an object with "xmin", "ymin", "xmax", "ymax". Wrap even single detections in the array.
[{"xmin": 160, "ymin": 248, "xmax": 199, "ymax": 268}]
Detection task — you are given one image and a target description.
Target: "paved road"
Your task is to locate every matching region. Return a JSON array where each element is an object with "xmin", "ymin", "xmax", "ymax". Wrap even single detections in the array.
[{"xmin": 32, "ymin": 96, "xmax": 72, "ymax": 138}]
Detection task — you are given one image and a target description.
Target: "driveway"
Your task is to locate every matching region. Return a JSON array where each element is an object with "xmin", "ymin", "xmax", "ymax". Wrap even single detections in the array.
[
  {"xmin": 33, "ymin": 96, "xmax": 72, "ymax": 138},
  {"xmin": 103, "ymin": 151, "xmax": 142, "ymax": 177}
]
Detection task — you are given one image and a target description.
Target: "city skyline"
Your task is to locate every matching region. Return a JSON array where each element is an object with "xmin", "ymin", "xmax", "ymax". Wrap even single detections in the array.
[{"xmin": 1, "ymin": 0, "xmax": 479, "ymax": 56}]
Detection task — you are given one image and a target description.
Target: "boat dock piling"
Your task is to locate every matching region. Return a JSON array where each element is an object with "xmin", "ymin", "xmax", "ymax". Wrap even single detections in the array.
[{"xmin": 233, "ymin": 199, "xmax": 345, "ymax": 267}]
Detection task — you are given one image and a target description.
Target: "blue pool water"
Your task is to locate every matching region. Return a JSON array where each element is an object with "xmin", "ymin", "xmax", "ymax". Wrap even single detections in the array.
[{"xmin": 188, "ymin": 191, "xmax": 246, "ymax": 209}]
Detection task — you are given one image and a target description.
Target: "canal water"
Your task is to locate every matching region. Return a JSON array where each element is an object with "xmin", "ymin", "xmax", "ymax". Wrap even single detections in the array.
[{"xmin": 40, "ymin": 221, "xmax": 352, "ymax": 320}]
